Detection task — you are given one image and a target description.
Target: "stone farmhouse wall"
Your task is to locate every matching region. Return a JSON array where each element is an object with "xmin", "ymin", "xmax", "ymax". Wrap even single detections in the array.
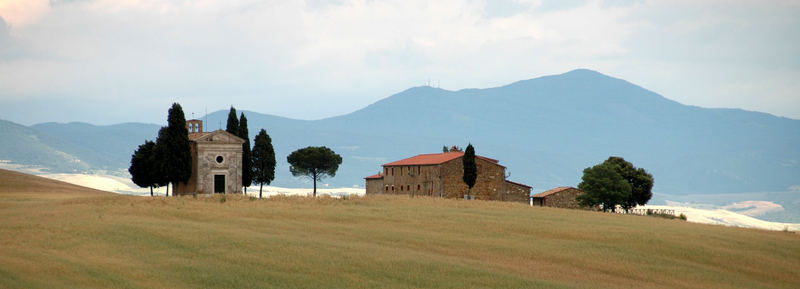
[
  {"xmin": 365, "ymin": 177, "xmax": 384, "ymax": 195},
  {"xmin": 381, "ymin": 165, "xmax": 443, "ymax": 197},
  {"xmin": 369, "ymin": 158, "xmax": 529, "ymax": 203},
  {"xmin": 536, "ymin": 187, "xmax": 585, "ymax": 209},
  {"xmin": 503, "ymin": 182, "xmax": 531, "ymax": 203},
  {"xmin": 440, "ymin": 157, "xmax": 505, "ymax": 200}
]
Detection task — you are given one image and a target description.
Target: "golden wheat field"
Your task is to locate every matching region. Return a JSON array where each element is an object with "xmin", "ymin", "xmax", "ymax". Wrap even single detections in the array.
[{"xmin": 1, "ymin": 169, "xmax": 798, "ymax": 289}]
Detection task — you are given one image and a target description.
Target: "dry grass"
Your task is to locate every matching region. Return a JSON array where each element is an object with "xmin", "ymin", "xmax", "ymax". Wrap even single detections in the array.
[{"xmin": 1, "ymin": 170, "xmax": 798, "ymax": 288}]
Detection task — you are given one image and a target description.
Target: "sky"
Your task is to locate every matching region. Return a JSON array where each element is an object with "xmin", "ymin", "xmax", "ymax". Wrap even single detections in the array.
[{"xmin": 0, "ymin": 0, "xmax": 798, "ymax": 125}]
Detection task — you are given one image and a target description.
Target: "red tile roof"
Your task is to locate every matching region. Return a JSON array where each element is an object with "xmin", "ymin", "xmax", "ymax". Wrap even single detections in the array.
[
  {"xmin": 383, "ymin": 152, "xmax": 500, "ymax": 166},
  {"xmin": 532, "ymin": 186, "xmax": 582, "ymax": 198},
  {"xmin": 364, "ymin": 172, "xmax": 384, "ymax": 179}
]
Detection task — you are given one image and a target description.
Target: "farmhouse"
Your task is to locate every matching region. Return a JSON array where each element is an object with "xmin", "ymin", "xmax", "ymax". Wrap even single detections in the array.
[
  {"xmin": 174, "ymin": 119, "xmax": 244, "ymax": 195},
  {"xmin": 364, "ymin": 151, "xmax": 531, "ymax": 203},
  {"xmin": 531, "ymin": 186, "xmax": 585, "ymax": 209}
]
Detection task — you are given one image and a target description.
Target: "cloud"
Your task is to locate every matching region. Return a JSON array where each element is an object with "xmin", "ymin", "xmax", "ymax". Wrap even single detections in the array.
[
  {"xmin": 0, "ymin": 0, "xmax": 50, "ymax": 28},
  {"xmin": 0, "ymin": 0, "xmax": 798, "ymax": 125}
]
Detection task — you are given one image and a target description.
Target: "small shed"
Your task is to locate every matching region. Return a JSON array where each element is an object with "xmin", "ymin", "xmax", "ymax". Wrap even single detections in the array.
[{"xmin": 531, "ymin": 186, "xmax": 585, "ymax": 209}]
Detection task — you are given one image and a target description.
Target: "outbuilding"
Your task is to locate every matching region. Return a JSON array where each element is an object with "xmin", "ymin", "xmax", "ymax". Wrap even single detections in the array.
[{"xmin": 531, "ymin": 186, "xmax": 585, "ymax": 209}]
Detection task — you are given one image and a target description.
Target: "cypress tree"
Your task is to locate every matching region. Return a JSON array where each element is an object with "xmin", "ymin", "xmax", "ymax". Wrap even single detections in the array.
[
  {"xmin": 239, "ymin": 113, "xmax": 252, "ymax": 194},
  {"xmin": 462, "ymin": 143, "xmax": 477, "ymax": 198},
  {"xmin": 155, "ymin": 103, "xmax": 192, "ymax": 196},
  {"xmin": 252, "ymin": 129, "xmax": 276, "ymax": 198},
  {"xmin": 226, "ymin": 106, "xmax": 239, "ymax": 136}
]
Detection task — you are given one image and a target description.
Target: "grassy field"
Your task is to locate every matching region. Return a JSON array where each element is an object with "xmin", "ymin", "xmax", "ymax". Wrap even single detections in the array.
[{"xmin": 1, "ymin": 169, "xmax": 798, "ymax": 288}]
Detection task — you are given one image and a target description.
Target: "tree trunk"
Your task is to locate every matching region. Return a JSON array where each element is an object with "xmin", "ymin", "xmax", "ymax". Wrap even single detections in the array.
[
  {"xmin": 166, "ymin": 183, "xmax": 170, "ymax": 197},
  {"xmin": 244, "ymin": 186, "xmax": 247, "ymax": 195},
  {"xmin": 150, "ymin": 186, "xmax": 153, "ymax": 197},
  {"xmin": 259, "ymin": 184, "xmax": 263, "ymax": 199},
  {"xmin": 312, "ymin": 171, "xmax": 317, "ymax": 197}
]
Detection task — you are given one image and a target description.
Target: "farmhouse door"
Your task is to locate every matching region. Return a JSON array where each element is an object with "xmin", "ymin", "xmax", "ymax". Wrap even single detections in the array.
[{"xmin": 214, "ymin": 175, "xmax": 225, "ymax": 193}]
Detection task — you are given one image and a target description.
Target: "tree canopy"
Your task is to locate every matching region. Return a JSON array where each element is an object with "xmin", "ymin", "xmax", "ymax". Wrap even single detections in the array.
[
  {"xmin": 287, "ymin": 146, "xmax": 342, "ymax": 197},
  {"xmin": 604, "ymin": 157, "xmax": 654, "ymax": 211},
  {"xmin": 128, "ymin": 140, "xmax": 166, "ymax": 196},
  {"xmin": 462, "ymin": 143, "xmax": 477, "ymax": 197},
  {"xmin": 153, "ymin": 103, "xmax": 192, "ymax": 196},
  {"xmin": 226, "ymin": 106, "xmax": 239, "ymax": 136},
  {"xmin": 577, "ymin": 156, "xmax": 654, "ymax": 212},
  {"xmin": 251, "ymin": 129, "xmax": 276, "ymax": 198}
]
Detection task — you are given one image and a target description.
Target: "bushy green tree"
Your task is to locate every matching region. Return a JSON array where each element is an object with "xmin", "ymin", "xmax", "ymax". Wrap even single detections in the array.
[
  {"xmin": 129, "ymin": 140, "xmax": 165, "ymax": 196},
  {"xmin": 239, "ymin": 113, "xmax": 252, "ymax": 194},
  {"xmin": 577, "ymin": 162, "xmax": 631, "ymax": 212},
  {"xmin": 287, "ymin": 146, "xmax": 342, "ymax": 197},
  {"xmin": 462, "ymin": 143, "xmax": 477, "ymax": 198},
  {"xmin": 603, "ymin": 157, "xmax": 654, "ymax": 212},
  {"xmin": 251, "ymin": 129, "xmax": 276, "ymax": 198}
]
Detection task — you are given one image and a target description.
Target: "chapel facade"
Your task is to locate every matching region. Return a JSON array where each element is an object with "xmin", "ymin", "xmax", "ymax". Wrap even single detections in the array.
[{"xmin": 173, "ymin": 119, "xmax": 244, "ymax": 195}]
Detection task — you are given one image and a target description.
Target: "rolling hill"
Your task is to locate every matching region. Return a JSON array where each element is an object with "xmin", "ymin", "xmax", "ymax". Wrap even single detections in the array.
[
  {"xmin": 1, "ymin": 69, "xmax": 798, "ymax": 195},
  {"xmin": 0, "ymin": 169, "xmax": 798, "ymax": 288}
]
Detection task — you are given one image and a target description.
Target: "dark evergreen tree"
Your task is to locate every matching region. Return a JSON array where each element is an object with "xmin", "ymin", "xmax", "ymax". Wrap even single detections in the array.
[
  {"xmin": 252, "ymin": 129, "xmax": 276, "ymax": 198},
  {"xmin": 239, "ymin": 113, "xmax": 252, "ymax": 194},
  {"xmin": 155, "ymin": 103, "xmax": 192, "ymax": 196},
  {"xmin": 226, "ymin": 106, "xmax": 239, "ymax": 136},
  {"xmin": 153, "ymin": 127, "xmax": 170, "ymax": 196},
  {"xmin": 287, "ymin": 146, "xmax": 342, "ymax": 197},
  {"xmin": 462, "ymin": 143, "xmax": 477, "ymax": 198},
  {"xmin": 577, "ymin": 162, "xmax": 632, "ymax": 212},
  {"xmin": 129, "ymin": 140, "xmax": 160, "ymax": 196},
  {"xmin": 442, "ymin": 145, "xmax": 449, "ymax": 153}
]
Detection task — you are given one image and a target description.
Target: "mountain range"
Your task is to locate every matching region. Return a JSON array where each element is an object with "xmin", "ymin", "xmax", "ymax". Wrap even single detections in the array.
[{"xmin": 2, "ymin": 69, "xmax": 798, "ymax": 195}]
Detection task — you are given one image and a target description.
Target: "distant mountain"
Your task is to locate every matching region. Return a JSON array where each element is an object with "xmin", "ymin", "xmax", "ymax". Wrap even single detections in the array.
[
  {"xmin": 31, "ymin": 122, "xmax": 160, "ymax": 173},
  {"xmin": 2, "ymin": 69, "xmax": 798, "ymax": 195},
  {"xmin": 0, "ymin": 119, "xmax": 89, "ymax": 172}
]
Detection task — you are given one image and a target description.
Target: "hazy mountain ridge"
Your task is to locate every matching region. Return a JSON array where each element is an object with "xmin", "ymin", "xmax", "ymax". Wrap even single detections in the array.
[{"xmin": 2, "ymin": 69, "xmax": 798, "ymax": 195}]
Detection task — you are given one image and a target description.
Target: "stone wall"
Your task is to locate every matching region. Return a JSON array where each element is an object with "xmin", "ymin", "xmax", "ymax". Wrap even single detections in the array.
[
  {"xmin": 196, "ymin": 142, "xmax": 242, "ymax": 194},
  {"xmin": 539, "ymin": 188, "xmax": 585, "ymax": 209},
  {"xmin": 366, "ymin": 154, "xmax": 531, "ymax": 203},
  {"xmin": 174, "ymin": 131, "xmax": 243, "ymax": 196},
  {"xmin": 502, "ymin": 181, "xmax": 531, "ymax": 203},
  {"xmin": 381, "ymin": 165, "xmax": 443, "ymax": 197},
  {"xmin": 440, "ymin": 157, "xmax": 505, "ymax": 200},
  {"xmin": 365, "ymin": 178, "xmax": 384, "ymax": 195}
]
